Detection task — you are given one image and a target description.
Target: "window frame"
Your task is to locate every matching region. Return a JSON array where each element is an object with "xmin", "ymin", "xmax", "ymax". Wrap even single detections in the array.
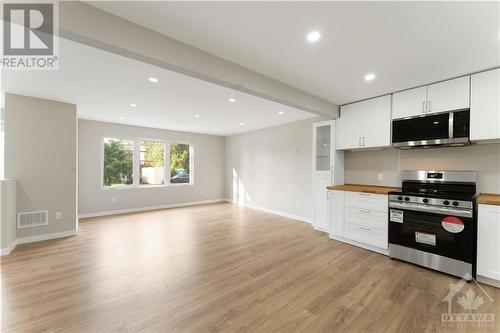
[
  {"xmin": 168, "ymin": 141, "xmax": 194, "ymax": 186},
  {"xmin": 100, "ymin": 136, "xmax": 136, "ymax": 190},
  {"xmin": 100, "ymin": 136, "xmax": 194, "ymax": 190}
]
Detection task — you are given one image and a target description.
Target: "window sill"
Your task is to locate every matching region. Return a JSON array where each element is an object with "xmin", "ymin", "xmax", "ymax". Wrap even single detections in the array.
[{"xmin": 102, "ymin": 183, "xmax": 194, "ymax": 190}]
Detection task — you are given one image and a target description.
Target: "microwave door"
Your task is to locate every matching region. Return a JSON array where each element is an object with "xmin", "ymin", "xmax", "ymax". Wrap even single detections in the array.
[{"xmin": 392, "ymin": 113, "xmax": 451, "ymax": 147}]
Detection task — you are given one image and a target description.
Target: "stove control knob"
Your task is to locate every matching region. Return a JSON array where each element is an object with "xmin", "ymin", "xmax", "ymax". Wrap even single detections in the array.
[
  {"xmin": 453, "ymin": 201, "xmax": 459, "ymax": 207},
  {"xmin": 423, "ymin": 198, "xmax": 429, "ymax": 204},
  {"xmin": 397, "ymin": 196, "xmax": 403, "ymax": 201},
  {"xmin": 404, "ymin": 197, "xmax": 410, "ymax": 202},
  {"xmin": 443, "ymin": 200, "xmax": 450, "ymax": 206}
]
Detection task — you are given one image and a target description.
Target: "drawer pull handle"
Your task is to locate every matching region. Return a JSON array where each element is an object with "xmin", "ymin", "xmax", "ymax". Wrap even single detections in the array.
[
  {"xmin": 359, "ymin": 226, "xmax": 371, "ymax": 231},
  {"xmin": 358, "ymin": 192, "xmax": 372, "ymax": 196},
  {"xmin": 358, "ymin": 209, "xmax": 371, "ymax": 214}
]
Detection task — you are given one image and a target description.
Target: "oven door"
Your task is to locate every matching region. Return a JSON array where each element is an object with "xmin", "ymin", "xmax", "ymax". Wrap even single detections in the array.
[{"xmin": 388, "ymin": 202, "xmax": 474, "ymax": 263}]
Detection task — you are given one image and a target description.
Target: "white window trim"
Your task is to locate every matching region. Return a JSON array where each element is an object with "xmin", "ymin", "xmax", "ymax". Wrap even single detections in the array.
[{"xmin": 100, "ymin": 136, "xmax": 194, "ymax": 190}]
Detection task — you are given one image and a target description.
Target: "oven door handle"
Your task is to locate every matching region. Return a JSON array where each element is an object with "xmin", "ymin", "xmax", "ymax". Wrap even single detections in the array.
[{"xmin": 389, "ymin": 202, "xmax": 473, "ymax": 218}]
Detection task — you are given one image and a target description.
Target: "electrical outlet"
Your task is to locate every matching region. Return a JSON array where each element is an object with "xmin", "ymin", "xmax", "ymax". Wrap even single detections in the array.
[
  {"xmin": 111, "ymin": 197, "xmax": 117, "ymax": 203},
  {"xmin": 378, "ymin": 173, "xmax": 384, "ymax": 181},
  {"xmin": 55, "ymin": 212, "xmax": 62, "ymax": 220}
]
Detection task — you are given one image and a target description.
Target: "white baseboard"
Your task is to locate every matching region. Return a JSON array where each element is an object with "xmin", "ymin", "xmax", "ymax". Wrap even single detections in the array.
[
  {"xmin": 1, "ymin": 229, "xmax": 78, "ymax": 256},
  {"xmin": 226, "ymin": 199, "xmax": 312, "ymax": 224},
  {"xmin": 78, "ymin": 199, "xmax": 226, "ymax": 219},
  {"xmin": 0, "ymin": 241, "xmax": 17, "ymax": 256}
]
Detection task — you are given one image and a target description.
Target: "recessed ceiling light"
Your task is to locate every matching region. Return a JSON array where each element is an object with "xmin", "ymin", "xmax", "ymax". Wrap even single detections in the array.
[
  {"xmin": 278, "ymin": 111, "xmax": 284, "ymax": 115},
  {"xmin": 239, "ymin": 122, "xmax": 245, "ymax": 126},
  {"xmin": 229, "ymin": 98, "xmax": 236, "ymax": 103},
  {"xmin": 148, "ymin": 77, "xmax": 159, "ymax": 83},
  {"xmin": 194, "ymin": 114, "xmax": 201, "ymax": 118},
  {"xmin": 129, "ymin": 103, "xmax": 136, "ymax": 107},
  {"xmin": 119, "ymin": 117, "xmax": 125, "ymax": 120},
  {"xmin": 364, "ymin": 73, "xmax": 376, "ymax": 81},
  {"xmin": 307, "ymin": 31, "xmax": 321, "ymax": 43}
]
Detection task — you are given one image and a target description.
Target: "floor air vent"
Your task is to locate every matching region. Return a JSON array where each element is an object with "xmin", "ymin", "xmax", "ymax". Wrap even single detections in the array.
[{"xmin": 17, "ymin": 211, "xmax": 48, "ymax": 228}]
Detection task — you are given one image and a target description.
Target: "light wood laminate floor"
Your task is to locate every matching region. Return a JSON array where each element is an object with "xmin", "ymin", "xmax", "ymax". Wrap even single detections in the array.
[{"xmin": 1, "ymin": 203, "xmax": 499, "ymax": 332}]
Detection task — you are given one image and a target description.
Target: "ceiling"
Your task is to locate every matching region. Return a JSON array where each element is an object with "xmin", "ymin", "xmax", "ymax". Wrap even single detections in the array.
[
  {"xmin": 88, "ymin": 1, "xmax": 500, "ymax": 105},
  {"xmin": 2, "ymin": 38, "xmax": 314, "ymax": 136}
]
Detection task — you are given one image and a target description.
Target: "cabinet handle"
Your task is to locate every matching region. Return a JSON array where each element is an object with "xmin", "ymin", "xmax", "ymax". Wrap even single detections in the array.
[
  {"xmin": 358, "ymin": 209, "xmax": 371, "ymax": 214},
  {"xmin": 359, "ymin": 226, "xmax": 371, "ymax": 231},
  {"xmin": 359, "ymin": 137, "xmax": 362, "ymax": 147},
  {"xmin": 422, "ymin": 101, "xmax": 426, "ymax": 113},
  {"xmin": 363, "ymin": 137, "xmax": 366, "ymax": 147},
  {"xmin": 359, "ymin": 192, "xmax": 372, "ymax": 196},
  {"xmin": 428, "ymin": 100, "xmax": 432, "ymax": 113}
]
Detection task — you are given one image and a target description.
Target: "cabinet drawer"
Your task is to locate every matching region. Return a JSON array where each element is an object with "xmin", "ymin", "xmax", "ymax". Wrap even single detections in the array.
[
  {"xmin": 344, "ymin": 223, "xmax": 388, "ymax": 250},
  {"xmin": 345, "ymin": 207, "xmax": 388, "ymax": 231},
  {"xmin": 345, "ymin": 191, "xmax": 388, "ymax": 212}
]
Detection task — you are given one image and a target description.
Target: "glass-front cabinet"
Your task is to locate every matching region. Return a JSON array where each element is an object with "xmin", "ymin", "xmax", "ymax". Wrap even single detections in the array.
[{"xmin": 313, "ymin": 121, "xmax": 333, "ymax": 174}]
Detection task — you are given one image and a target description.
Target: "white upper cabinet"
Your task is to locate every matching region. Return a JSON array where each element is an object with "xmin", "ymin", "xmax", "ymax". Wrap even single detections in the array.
[
  {"xmin": 363, "ymin": 95, "xmax": 392, "ymax": 148},
  {"xmin": 426, "ymin": 76, "xmax": 470, "ymax": 114},
  {"xmin": 336, "ymin": 102, "xmax": 363, "ymax": 150},
  {"xmin": 470, "ymin": 68, "xmax": 500, "ymax": 142},
  {"xmin": 336, "ymin": 95, "xmax": 391, "ymax": 150},
  {"xmin": 392, "ymin": 76, "xmax": 470, "ymax": 119},
  {"xmin": 312, "ymin": 120, "xmax": 345, "ymax": 179},
  {"xmin": 313, "ymin": 121, "xmax": 334, "ymax": 174},
  {"xmin": 392, "ymin": 86, "xmax": 427, "ymax": 119}
]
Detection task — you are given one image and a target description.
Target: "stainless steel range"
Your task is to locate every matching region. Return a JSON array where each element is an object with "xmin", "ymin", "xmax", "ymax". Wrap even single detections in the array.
[{"xmin": 388, "ymin": 170, "xmax": 477, "ymax": 279}]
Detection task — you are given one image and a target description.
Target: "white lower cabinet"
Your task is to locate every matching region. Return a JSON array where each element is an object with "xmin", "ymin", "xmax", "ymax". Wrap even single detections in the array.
[
  {"xmin": 329, "ymin": 190, "xmax": 345, "ymax": 237},
  {"xmin": 313, "ymin": 176, "xmax": 332, "ymax": 232},
  {"xmin": 477, "ymin": 204, "xmax": 500, "ymax": 286},
  {"xmin": 329, "ymin": 190, "xmax": 389, "ymax": 253},
  {"xmin": 344, "ymin": 223, "xmax": 388, "ymax": 250}
]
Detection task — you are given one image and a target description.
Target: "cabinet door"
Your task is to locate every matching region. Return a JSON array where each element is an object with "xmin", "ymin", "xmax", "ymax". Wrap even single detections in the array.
[
  {"xmin": 336, "ymin": 102, "xmax": 363, "ymax": 150},
  {"xmin": 477, "ymin": 204, "xmax": 500, "ymax": 281},
  {"xmin": 392, "ymin": 86, "xmax": 427, "ymax": 119},
  {"xmin": 426, "ymin": 76, "xmax": 470, "ymax": 114},
  {"xmin": 329, "ymin": 190, "xmax": 345, "ymax": 237},
  {"xmin": 362, "ymin": 95, "xmax": 392, "ymax": 148},
  {"xmin": 470, "ymin": 69, "xmax": 500, "ymax": 141},
  {"xmin": 313, "ymin": 121, "xmax": 333, "ymax": 174},
  {"xmin": 312, "ymin": 175, "xmax": 331, "ymax": 232}
]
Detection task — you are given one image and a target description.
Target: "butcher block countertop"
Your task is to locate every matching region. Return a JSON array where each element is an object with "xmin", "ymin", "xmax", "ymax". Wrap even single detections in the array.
[
  {"xmin": 326, "ymin": 184, "xmax": 400, "ymax": 195},
  {"xmin": 477, "ymin": 193, "xmax": 500, "ymax": 206}
]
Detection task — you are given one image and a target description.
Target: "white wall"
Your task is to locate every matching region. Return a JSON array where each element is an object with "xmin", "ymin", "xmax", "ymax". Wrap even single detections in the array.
[
  {"xmin": 225, "ymin": 117, "xmax": 322, "ymax": 222},
  {"xmin": 4, "ymin": 94, "xmax": 78, "ymax": 238},
  {"xmin": 1, "ymin": 179, "xmax": 17, "ymax": 253},
  {"xmin": 78, "ymin": 120, "xmax": 225, "ymax": 216},
  {"xmin": 345, "ymin": 144, "xmax": 500, "ymax": 193}
]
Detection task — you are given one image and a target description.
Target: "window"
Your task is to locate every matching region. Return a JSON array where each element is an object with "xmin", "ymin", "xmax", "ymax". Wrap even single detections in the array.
[
  {"xmin": 103, "ymin": 138, "xmax": 134, "ymax": 188},
  {"xmin": 140, "ymin": 140, "xmax": 165, "ymax": 185},
  {"xmin": 170, "ymin": 143, "xmax": 191, "ymax": 184},
  {"xmin": 102, "ymin": 138, "xmax": 193, "ymax": 188}
]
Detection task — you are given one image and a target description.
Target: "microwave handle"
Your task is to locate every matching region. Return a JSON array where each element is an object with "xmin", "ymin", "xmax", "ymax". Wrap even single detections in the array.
[{"xmin": 449, "ymin": 112, "xmax": 454, "ymax": 139}]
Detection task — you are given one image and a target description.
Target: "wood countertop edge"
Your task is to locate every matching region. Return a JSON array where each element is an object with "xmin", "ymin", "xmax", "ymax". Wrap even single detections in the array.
[
  {"xmin": 477, "ymin": 193, "xmax": 500, "ymax": 206},
  {"xmin": 326, "ymin": 184, "xmax": 401, "ymax": 195}
]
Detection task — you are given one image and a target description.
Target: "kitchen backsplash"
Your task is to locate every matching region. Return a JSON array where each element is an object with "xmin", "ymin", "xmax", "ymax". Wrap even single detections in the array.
[{"xmin": 345, "ymin": 143, "xmax": 500, "ymax": 194}]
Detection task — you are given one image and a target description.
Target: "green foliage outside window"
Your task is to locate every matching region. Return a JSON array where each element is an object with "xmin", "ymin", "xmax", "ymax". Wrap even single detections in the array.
[
  {"xmin": 143, "ymin": 141, "xmax": 164, "ymax": 167},
  {"xmin": 103, "ymin": 139, "xmax": 133, "ymax": 187},
  {"xmin": 170, "ymin": 143, "xmax": 190, "ymax": 178}
]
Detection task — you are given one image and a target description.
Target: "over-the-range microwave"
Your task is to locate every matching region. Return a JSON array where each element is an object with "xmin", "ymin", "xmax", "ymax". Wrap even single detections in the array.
[{"xmin": 392, "ymin": 110, "xmax": 470, "ymax": 149}]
